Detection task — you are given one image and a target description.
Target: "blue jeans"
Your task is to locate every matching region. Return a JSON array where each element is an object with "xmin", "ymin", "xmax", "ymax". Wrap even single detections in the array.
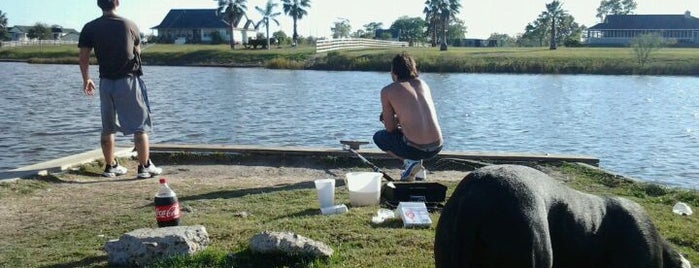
[{"xmin": 373, "ymin": 130, "xmax": 442, "ymax": 160}]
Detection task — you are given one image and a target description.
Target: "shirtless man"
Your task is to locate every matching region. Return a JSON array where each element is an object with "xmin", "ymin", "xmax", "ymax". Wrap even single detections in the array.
[{"xmin": 373, "ymin": 53, "xmax": 443, "ymax": 181}]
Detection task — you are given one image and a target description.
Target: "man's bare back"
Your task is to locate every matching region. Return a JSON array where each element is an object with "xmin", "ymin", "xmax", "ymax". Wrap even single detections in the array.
[
  {"xmin": 381, "ymin": 78, "xmax": 442, "ymax": 146},
  {"xmin": 374, "ymin": 52, "xmax": 443, "ymax": 181}
]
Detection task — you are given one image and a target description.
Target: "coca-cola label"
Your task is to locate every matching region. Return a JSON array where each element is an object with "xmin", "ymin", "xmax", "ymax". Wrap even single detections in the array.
[{"xmin": 155, "ymin": 202, "xmax": 180, "ymax": 221}]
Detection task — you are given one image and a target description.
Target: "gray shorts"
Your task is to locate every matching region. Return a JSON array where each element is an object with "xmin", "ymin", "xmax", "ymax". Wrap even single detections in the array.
[{"xmin": 99, "ymin": 76, "xmax": 152, "ymax": 135}]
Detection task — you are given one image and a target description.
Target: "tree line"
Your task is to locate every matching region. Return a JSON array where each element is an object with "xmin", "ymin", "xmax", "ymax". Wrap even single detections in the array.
[{"xmin": 1, "ymin": 0, "xmax": 643, "ymax": 50}]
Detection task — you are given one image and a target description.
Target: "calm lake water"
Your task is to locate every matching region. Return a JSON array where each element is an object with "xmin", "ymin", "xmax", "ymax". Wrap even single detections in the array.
[{"xmin": 1, "ymin": 62, "xmax": 698, "ymax": 188}]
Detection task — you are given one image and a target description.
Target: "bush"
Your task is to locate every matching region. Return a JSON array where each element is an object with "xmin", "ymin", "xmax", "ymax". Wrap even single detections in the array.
[
  {"xmin": 210, "ymin": 32, "xmax": 224, "ymax": 45},
  {"xmin": 630, "ymin": 33, "xmax": 664, "ymax": 67}
]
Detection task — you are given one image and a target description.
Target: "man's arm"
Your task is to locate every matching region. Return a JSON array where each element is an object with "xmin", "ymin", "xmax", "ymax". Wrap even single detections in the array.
[
  {"xmin": 381, "ymin": 88, "xmax": 398, "ymax": 132},
  {"xmin": 79, "ymin": 47, "xmax": 95, "ymax": 96}
]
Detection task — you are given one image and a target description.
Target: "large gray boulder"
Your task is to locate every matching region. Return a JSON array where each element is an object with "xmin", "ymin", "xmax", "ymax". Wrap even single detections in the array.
[
  {"xmin": 104, "ymin": 225, "xmax": 210, "ymax": 267},
  {"xmin": 249, "ymin": 231, "xmax": 334, "ymax": 259}
]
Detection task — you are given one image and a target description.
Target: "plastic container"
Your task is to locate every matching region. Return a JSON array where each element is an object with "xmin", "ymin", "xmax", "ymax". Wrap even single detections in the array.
[
  {"xmin": 345, "ymin": 172, "xmax": 382, "ymax": 206},
  {"xmin": 320, "ymin": 204, "xmax": 348, "ymax": 215},
  {"xmin": 314, "ymin": 178, "xmax": 336, "ymax": 208},
  {"xmin": 396, "ymin": 202, "xmax": 432, "ymax": 228},
  {"xmin": 672, "ymin": 202, "xmax": 693, "ymax": 216}
]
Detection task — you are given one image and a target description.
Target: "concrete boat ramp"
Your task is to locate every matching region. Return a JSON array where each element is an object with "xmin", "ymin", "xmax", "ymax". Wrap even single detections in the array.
[{"xmin": 0, "ymin": 143, "xmax": 599, "ymax": 181}]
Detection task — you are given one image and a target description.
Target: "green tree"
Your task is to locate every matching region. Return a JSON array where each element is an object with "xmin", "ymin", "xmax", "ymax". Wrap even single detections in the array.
[
  {"xmin": 519, "ymin": 10, "xmax": 582, "ymax": 48},
  {"xmin": 559, "ymin": 17, "xmax": 585, "ymax": 47},
  {"xmin": 437, "ymin": 0, "xmax": 461, "ymax": 51},
  {"xmin": 390, "ymin": 16, "xmax": 427, "ymax": 46},
  {"xmin": 272, "ymin": 30, "xmax": 288, "ymax": 45},
  {"xmin": 27, "ymin": 23, "xmax": 51, "ymax": 40},
  {"xmin": 0, "ymin": 10, "xmax": 8, "ymax": 41},
  {"xmin": 331, "ymin": 18, "xmax": 351, "ymax": 38},
  {"xmin": 446, "ymin": 17, "xmax": 467, "ymax": 44},
  {"xmin": 519, "ymin": 15, "xmax": 549, "ymax": 47},
  {"xmin": 379, "ymin": 32, "xmax": 393, "ymax": 40},
  {"xmin": 215, "ymin": 0, "xmax": 248, "ymax": 49},
  {"xmin": 210, "ymin": 31, "xmax": 225, "ymax": 44},
  {"xmin": 488, "ymin": 33, "xmax": 517, "ymax": 47},
  {"xmin": 631, "ymin": 33, "xmax": 664, "ymax": 67},
  {"xmin": 255, "ymin": 0, "xmax": 281, "ymax": 50},
  {"xmin": 596, "ymin": 0, "xmax": 637, "ymax": 20},
  {"xmin": 351, "ymin": 29, "xmax": 366, "ymax": 38},
  {"xmin": 363, "ymin": 22, "xmax": 383, "ymax": 39},
  {"xmin": 543, "ymin": 0, "xmax": 567, "ymax": 50},
  {"xmin": 281, "ymin": 0, "xmax": 310, "ymax": 47},
  {"xmin": 423, "ymin": 0, "xmax": 440, "ymax": 47}
]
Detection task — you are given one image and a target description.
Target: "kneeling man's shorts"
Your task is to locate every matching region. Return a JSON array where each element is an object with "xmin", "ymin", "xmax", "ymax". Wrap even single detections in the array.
[{"xmin": 373, "ymin": 129, "xmax": 442, "ymax": 160}]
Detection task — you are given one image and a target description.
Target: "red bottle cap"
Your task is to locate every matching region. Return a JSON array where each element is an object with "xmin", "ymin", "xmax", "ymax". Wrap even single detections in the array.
[{"xmin": 159, "ymin": 178, "xmax": 166, "ymax": 184}]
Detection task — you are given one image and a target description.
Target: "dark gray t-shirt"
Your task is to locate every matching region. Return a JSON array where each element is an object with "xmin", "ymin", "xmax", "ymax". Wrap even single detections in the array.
[{"xmin": 78, "ymin": 15, "xmax": 142, "ymax": 79}]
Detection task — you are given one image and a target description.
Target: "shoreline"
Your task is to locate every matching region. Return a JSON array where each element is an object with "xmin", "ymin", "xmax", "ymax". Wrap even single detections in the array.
[
  {"xmin": 3, "ymin": 45, "xmax": 699, "ymax": 76},
  {"xmin": 1, "ymin": 143, "xmax": 599, "ymax": 181}
]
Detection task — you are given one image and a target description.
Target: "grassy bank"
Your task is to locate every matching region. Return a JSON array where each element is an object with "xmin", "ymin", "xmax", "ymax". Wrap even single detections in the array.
[
  {"xmin": 0, "ymin": 154, "xmax": 696, "ymax": 267},
  {"xmin": 2, "ymin": 44, "xmax": 699, "ymax": 75}
]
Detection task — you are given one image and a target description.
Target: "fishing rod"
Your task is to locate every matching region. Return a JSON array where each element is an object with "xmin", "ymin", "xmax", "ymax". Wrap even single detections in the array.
[{"xmin": 340, "ymin": 140, "xmax": 395, "ymax": 181}]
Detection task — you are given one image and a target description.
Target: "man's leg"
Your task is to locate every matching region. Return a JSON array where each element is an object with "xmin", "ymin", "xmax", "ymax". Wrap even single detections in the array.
[
  {"xmin": 135, "ymin": 131, "xmax": 162, "ymax": 178},
  {"xmin": 101, "ymin": 133, "xmax": 127, "ymax": 177},
  {"xmin": 134, "ymin": 131, "xmax": 149, "ymax": 166},
  {"xmin": 373, "ymin": 130, "xmax": 424, "ymax": 181},
  {"xmin": 101, "ymin": 133, "xmax": 115, "ymax": 166},
  {"xmin": 383, "ymin": 150, "xmax": 404, "ymax": 161}
]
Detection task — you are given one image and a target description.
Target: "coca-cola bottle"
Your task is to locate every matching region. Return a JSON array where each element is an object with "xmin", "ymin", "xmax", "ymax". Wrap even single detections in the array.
[{"xmin": 155, "ymin": 178, "xmax": 181, "ymax": 227}]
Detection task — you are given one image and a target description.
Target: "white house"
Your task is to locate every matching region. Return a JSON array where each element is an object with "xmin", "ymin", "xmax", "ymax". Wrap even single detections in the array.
[{"xmin": 151, "ymin": 9, "xmax": 257, "ymax": 44}]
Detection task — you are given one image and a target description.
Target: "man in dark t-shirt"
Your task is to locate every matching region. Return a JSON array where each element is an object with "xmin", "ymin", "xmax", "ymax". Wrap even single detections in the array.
[{"xmin": 78, "ymin": 0, "xmax": 162, "ymax": 178}]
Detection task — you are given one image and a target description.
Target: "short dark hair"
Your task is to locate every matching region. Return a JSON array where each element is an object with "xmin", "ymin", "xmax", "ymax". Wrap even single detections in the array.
[
  {"xmin": 97, "ymin": 0, "xmax": 116, "ymax": 11},
  {"xmin": 391, "ymin": 52, "xmax": 418, "ymax": 80}
]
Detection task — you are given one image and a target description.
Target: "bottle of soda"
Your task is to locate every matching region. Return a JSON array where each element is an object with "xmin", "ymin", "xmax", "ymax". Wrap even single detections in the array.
[{"xmin": 155, "ymin": 178, "xmax": 181, "ymax": 227}]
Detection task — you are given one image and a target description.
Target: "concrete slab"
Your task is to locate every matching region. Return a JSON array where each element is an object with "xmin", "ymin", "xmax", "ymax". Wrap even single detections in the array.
[
  {"xmin": 0, "ymin": 147, "xmax": 133, "ymax": 182},
  {"xmin": 149, "ymin": 144, "xmax": 600, "ymax": 166},
  {"xmin": 1, "ymin": 143, "xmax": 600, "ymax": 182}
]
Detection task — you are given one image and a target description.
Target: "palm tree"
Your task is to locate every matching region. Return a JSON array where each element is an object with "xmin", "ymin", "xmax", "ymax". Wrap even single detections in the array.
[
  {"xmin": 423, "ymin": 0, "xmax": 440, "ymax": 47},
  {"xmin": 255, "ymin": 0, "xmax": 282, "ymax": 50},
  {"xmin": 215, "ymin": 0, "xmax": 248, "ymax": 49},
  {"xmin": 544, "ymin": 0, "xmax": 567, "ymax": 50},
  {"xmin": 437, "ymin": 0, "xmax": 461, "ymax": 51},
  {"xmin": 281, "ymin": 0, "xmax": 311, "ymax": 47}
]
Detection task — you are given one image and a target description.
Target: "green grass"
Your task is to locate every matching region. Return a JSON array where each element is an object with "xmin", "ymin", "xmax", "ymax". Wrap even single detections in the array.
[
  {"xmin": 3, "ymin": 44, "xmax": 699, "ymax": 75},
  {"xmin": 558, "ymin": 163, "xmax": 699, "ymax": 262},
  {"xmin": 0, "ymin": 161, "xmax": 696, "ymax": 267},
  {"xmin": 313, "ymin": 46, "xmax": 699, "ymax": 75}
]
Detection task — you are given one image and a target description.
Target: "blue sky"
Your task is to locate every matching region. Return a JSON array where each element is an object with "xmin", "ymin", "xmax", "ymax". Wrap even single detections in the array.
[{"xmin": 2, "ymin": 0, "xmax": 698, "ymax": 38}]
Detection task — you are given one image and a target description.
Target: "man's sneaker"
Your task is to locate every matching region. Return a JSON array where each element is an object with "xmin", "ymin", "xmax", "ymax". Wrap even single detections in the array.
[
  {"xmin": 137, "ymin": 159, "xmax": 162, "ymax": 178},
  {"xmin": 400, "ymin": 159, "xmax": 424, "ymax": 182},
  {"xmin": 103, "ymin": 162, "xmax": 127, "ymax": 177},
  {"xmin": 415, "ymin": 169, "xmax": 427, "ymax": 181}
]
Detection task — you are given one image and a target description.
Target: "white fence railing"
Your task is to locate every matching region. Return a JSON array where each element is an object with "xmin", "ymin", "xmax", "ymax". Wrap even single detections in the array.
[
  {"xmin": 0, "ymin": 40, "xmax": 78, "ymax": 48},
  {"xmin": 315, "ymin": 38, "xmax": 408, "ymax": 53}
]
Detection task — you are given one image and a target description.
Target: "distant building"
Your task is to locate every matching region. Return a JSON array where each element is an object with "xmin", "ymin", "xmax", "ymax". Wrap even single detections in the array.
[
  {"xmin": 51, "ymin": 27, "xmax": 79, "ymax": 41},
  {"xmin": 587, "ymin": 11, "xmax": 699, "ymax": 46},
  {"xmin": 6, "ymin": 25, "xmax": 78, "ymax": 41},
  {"xmin": 8, "ymin": 26, "xmax": 31, "ymax": 41},
  {"xmin": 457, "ymin": 38, "xmax": 498, "ymax": 47},
  {"xmin": 152, "ymin": 9, "xmax": 257, "ymax": 44}
]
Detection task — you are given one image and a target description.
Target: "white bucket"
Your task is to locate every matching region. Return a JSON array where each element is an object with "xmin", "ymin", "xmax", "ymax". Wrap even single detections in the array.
[
  {"xmin": 314, "ymin": 178, "xmax": 335, "ymax": 208},
  {"xmin": 345, "ymin": 172, "xmax": 382, "ymax": 206}
]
